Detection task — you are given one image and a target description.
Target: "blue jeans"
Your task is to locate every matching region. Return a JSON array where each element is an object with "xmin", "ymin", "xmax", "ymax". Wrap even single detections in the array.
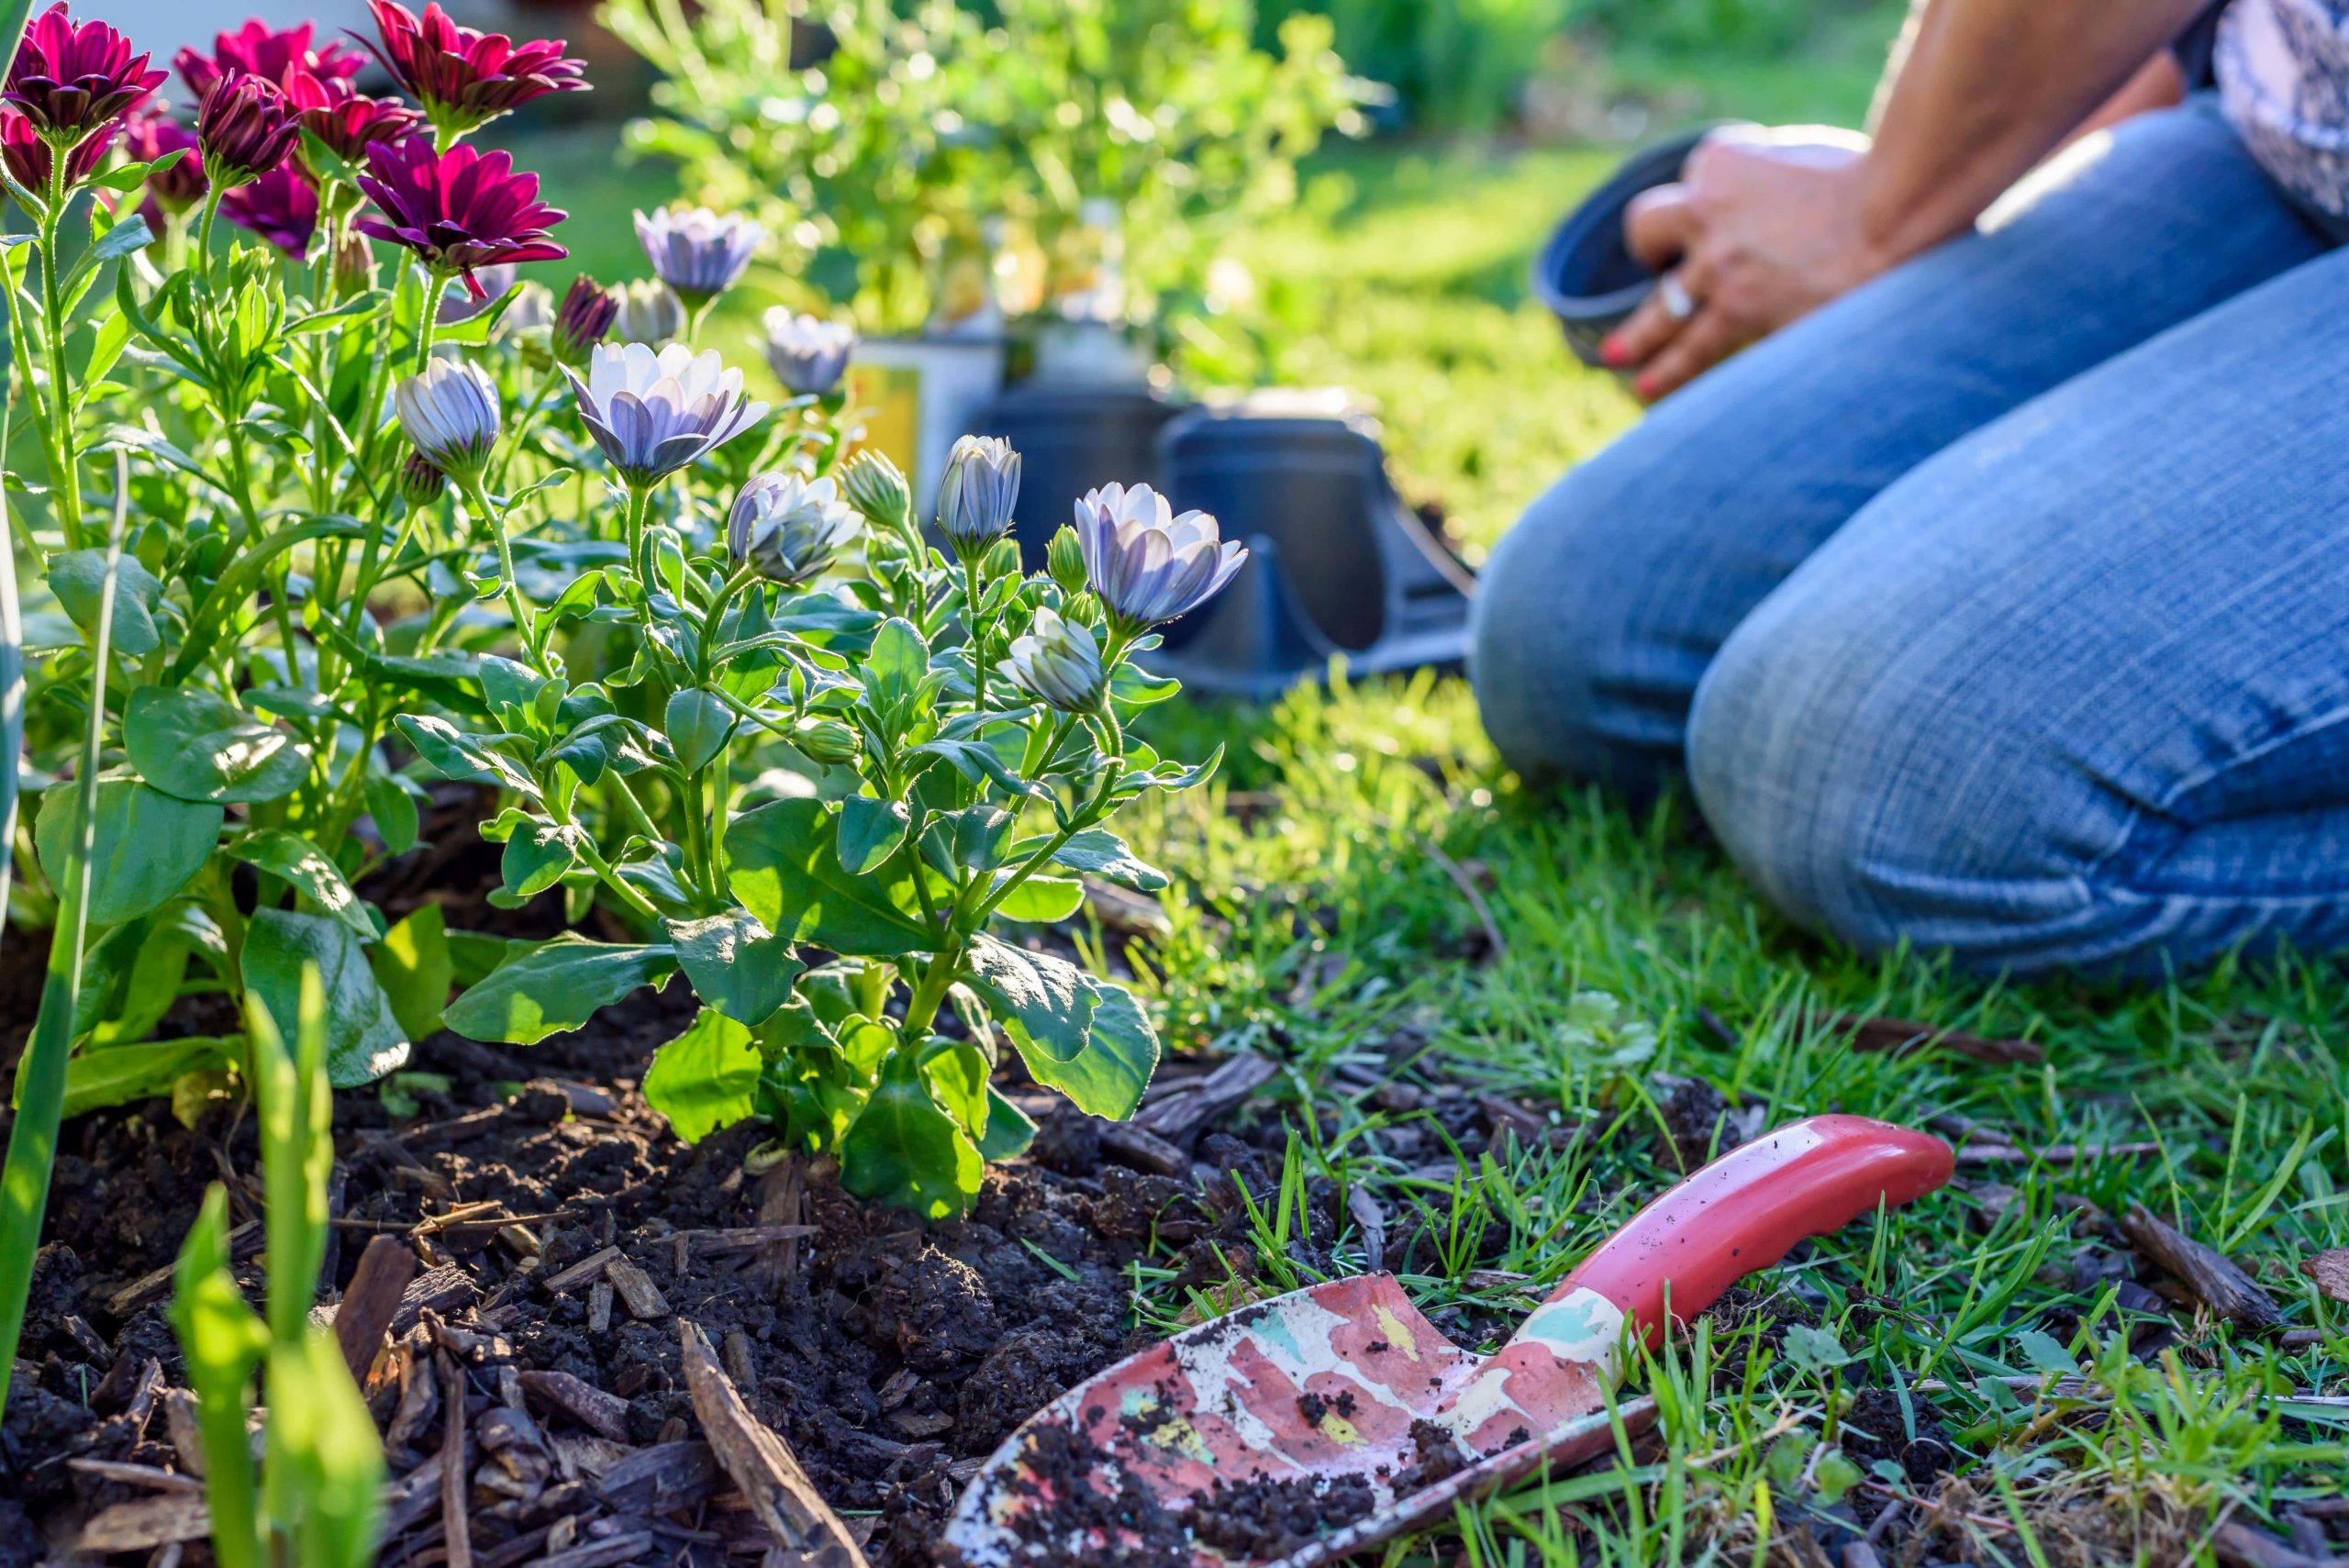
[{"xmin": 1472, "ymin": 98, "xmax": 2349, "ymax": 977}]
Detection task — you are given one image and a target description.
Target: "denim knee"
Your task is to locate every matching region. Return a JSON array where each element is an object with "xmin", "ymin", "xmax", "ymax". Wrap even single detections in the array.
[
  {"xmin": 1686, "ymin": 584, "xmax": 2116, "ymax": 977},
  {"xmin": 1471, "ymin": 440, "xmax": 1734, "ymax": 801}
]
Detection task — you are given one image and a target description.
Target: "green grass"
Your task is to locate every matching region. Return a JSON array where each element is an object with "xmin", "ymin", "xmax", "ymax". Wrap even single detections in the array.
[{"xmin": 1113, "ymin": 674, "xmax": 2347, "ymax": 1562}]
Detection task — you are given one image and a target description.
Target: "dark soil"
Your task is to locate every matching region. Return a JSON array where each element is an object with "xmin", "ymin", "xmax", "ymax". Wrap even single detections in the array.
[
  {"xmin": 0, "ymin": 962, "xmax": 1318, "ymax": 1568},
  {"xmin": 1184, "ymin": 1472, "xmax": 1375, "ymax": 1560},
  {"xmin": 1839, "ymin": 1385, "xmax": 1954, "ymax": 1486},
  {"xmin": 998, "ymin": 1421, "xmax": 1191, "ymax": 1568}
]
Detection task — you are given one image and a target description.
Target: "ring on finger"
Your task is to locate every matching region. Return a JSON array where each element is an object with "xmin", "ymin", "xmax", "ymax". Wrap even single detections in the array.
[{"xmin": 1657, "ymin": 271, "xmax": 1698, "ymax": 323}]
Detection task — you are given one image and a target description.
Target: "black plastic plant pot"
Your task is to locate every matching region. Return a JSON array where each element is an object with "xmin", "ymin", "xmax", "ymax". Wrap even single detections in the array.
[
  {"xmin": 966, "ymin": 384, "xmax": 1187, "ymax": 571},
  {"xmin": 1142, "ymin": 397, "xmax": 1476, "ymax": 700},
  {"xmin": 1531, "ymin": 123, "xmax": 1746, "ymax": 368}
]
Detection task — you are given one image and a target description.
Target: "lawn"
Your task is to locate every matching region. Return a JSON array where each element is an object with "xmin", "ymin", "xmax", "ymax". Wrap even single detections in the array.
[{"xmin": 498, "ymin": 43, "xmax": 2349, "ymax": 1558}]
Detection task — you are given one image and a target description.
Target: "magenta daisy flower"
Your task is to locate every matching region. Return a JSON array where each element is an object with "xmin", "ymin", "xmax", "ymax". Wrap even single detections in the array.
[
  {"xmin": 174, "ymin": 18, "xmax": 362, "ymax": 105},
  {"xmin": 195, "ymin": 72, "xmax": 299, "ymax": 185},
  {"xmin": 283, "ymin": 63, "xmax": 419, "ymax": 172},
  {"xmin": 0, "ymin": 104, "xmax": 112, "ymax": 198},
  {"xmin": 4, "ymin": 5, "xmax": 165, "ymax": 140},
  {"xmin": 355, "ymin": 0, "xmax": 586, "ymax": 135},
  {"xmin": 354, "ymin": 137, "xmax": 567, "ymax": 297},
  {"xmin": 219, "ymin": 162, "xmax": 317, "ymax": 255}
]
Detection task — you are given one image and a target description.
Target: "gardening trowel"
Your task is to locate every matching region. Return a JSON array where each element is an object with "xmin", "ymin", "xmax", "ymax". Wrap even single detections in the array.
[{"xmin": 944, "ymin": 1114, "xmax": 1954, "ymax": 1568}]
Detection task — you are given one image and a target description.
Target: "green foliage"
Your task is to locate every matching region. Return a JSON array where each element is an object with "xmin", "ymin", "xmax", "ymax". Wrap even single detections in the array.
[
  {"xmin": 603, "ymin": 0, "xmax": 1369, "ymax": 338},
  {"xmin": 1250, "ymin": 0, "xmax": 1883, "ymax": 129},
  {"xmin": 414, "ymin": 428, "xmax": 1219, "ymax": 1215},
  {"xmin": 171, "ymin": 971, "xmax": 384, "ymax": 1568}
]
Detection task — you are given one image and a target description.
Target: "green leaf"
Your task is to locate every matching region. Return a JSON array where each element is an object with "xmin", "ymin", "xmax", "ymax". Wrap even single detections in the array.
[
  {"xmin": 839, "ymin": 1048, "xmax": 982, "ymax": 1219},
  {"xmin": 48, "ymin": 548, "xmax": 163, "ymax": 657},
  {"xmin": 441, "ymin": 937, "xmax": 677, "ymax": 1046},
  {"xmin": 1025, "ymin": 978, "xmax": 1158, "ymax": 1121},
  {"xmin": 242, "ymin": 909, "xmax": 410, "ymax": 1087},
  {"xmin": 370, "ymin": 905, "xmax": 453, "ymax": 1042},
  {"xmin": 1813, "ymin": 1447, "xmax": 1865, "ymax": 1507},
  {"xmin": 642, "ymin": 1008, "xmax": 762, "ymax": 1142},
  {"xmin": 977, "ymin": 1087, "xmax": 1038, "ymax": 1162},
  {"xmin": 836, "ymin": 795, "xmax": 910, "ymax": 875},
  {"xmin": 962, "ymin": 936, "xmax": 1097, "ymax": 1062},
  {"xmin": 35, "ymin": 777, "xmax": 220, "ymax": 929},
  {"xmin": 922, "ymin": 1038, "xmax": 990, "ymax": 1136},
  {"xmin": 1780, "ymin": 1323, "xmax": 1854, "ymax": 1377},
  {"xmin": 2012, "ymin": 1327, "xmax": 2079, "ymax": 1378},
  {"xmin": 170, "ymin": 1187, "xmax": 267, "ymax": 1568},
  {"xmin": 858, "ymin": 617, "xmax": 930, "ymax": 717},
  {"xmin": 668, "ymin": 911, "xmax": 804, "ymax": 1027},
  {"xmin": 727, "ymin": 797, "xmax": 935, "ymax": 958},
  {"xmin": 1045, "ymin": 828, "xmax": 1170, "ymax": 892},
  {"xmin": 499, "ymin": 818, "xmax": 585, "ymax": 902},
  {"xmin": 991, "ymin": 873, "xmax": 1085, "ymax": 924},
  {"xmin": 127, "ymin": 686, "xmax": 313, "ymax": 805},
  {"xmin": 663, "ymin": 688, "xmax": 736, "ymax": 774},
  {"xmin": 262, "ymin": 1329, "xmax": 384, "ymax": 1568},
  {"xmin": 79, "ymin": 905, "xmax": 228, "ymax": 1046},
  {"xmin": 60, "ymin": 1035, "xmax": 239, "ymax": 1118},
  {"xmin": 910, "ymin": 736, "xmax": 1041, "ymax": 799},
  {"xmin": 363, "ymin": 773, "xmax": 420, "ymax": 855},
  {"xmin": 922, "ymin": 805, "xmax": 1013, "ymax": 876},
  {"xmin": 395, "ymin": 713, "xmax": 540, "ymax": 798},
  {"xmin": 227, "ymin": 829, "xmax": 373, "ymax": 939}
]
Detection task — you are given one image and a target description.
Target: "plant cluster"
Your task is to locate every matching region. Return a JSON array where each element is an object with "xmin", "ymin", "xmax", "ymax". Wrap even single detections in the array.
[
  {"xmin": 604, "ymin": 0, "xmax": 1370, "ymax": 345},
  {"xmin": 0, "ymin": 0, "xmax": 1241, "ymax": 1426}
]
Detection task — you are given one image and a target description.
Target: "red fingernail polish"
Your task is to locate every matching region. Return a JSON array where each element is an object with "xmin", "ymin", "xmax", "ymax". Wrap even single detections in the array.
[
  {"xmin": 1634, "ymin": 373, "xmax": 1658, "ymax": 399},
  {"xmin": 1599, "ymin": 336, "xmax": 1627, "ymax": 366}
]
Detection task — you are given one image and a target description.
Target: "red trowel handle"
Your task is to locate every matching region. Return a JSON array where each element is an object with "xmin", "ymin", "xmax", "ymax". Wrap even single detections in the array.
[{"xmin": 1552, "ymin": 1114, "xmax": 1952, "ymax": 1351}]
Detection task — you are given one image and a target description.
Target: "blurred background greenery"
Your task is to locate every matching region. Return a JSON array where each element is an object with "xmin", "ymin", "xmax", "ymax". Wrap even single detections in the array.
[{"xmin": 499, "ymin": 0, "xmax": 1909, "ymax": 561}]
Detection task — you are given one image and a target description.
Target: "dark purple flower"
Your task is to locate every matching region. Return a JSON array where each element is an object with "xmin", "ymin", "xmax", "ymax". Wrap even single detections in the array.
[
  {"xmin": 4, "ymin": 5, "xmax": 165, "ymax": 140},
  {"xmin": 175, "ymin": 18, "xmax": 362, "ymax": 105},
  {"xmin": 196, "ymin": 72, "xmax": 299, "ymax": 184},
  {"xmin": 0, "ymin": 105, "xmax": 111, "ymax": 197},
  {"xmin": 354, "ymin": 137, "xmax": 566, "ymax": 297},
  {"xmin": 122, "ymin": 104, "xmax": 205, "ymax": 213},
  {"xmin": 356, "ymin": 0, "xmax": 586, "ymax": 135},
  {"xmin": 551, "ymin": 274, "xmax": 617, "ymax": 365},
  {"xmin": 282, "ymin": 63, "xmax": 419, "ymax": 172},
  {"xmin": 219, "ymin": 161, "xmax": 317, "ymax": 254}
]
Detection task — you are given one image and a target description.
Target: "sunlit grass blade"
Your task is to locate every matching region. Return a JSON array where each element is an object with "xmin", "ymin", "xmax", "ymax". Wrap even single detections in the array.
[{"xmin": 0, "ymin": 460, "xmax": 130, "ymax": 1413}]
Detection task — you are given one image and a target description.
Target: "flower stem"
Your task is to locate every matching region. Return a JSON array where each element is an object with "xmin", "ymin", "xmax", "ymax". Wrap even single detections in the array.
[
  {"xmin": 459, "ymin": 473, "xmax": 535, "ymax": 661},
  {"xmin": 963, "ymin": 556, "xmax": 992, "ymax": 712},
  {"xmin": 413, "ymin": 272, "xmax": 443, "ymax": 372},
  {"xmin": 36, "ymin": 161, "xmax": 82, "ymax": 550}
]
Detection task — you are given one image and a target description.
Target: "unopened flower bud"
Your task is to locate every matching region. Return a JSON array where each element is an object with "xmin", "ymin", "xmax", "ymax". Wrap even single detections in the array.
[
  {"xmin": 759, "ymin": 307, "xmax": 854, "ymax": 396},
  {"xmin": 728, "ymin": 473, "xmax": 860, "ymax": 586},
  {"xmin": 551, "ymin": 273, "xmax": 617, "ymax": 367},
  {"xmin": 611, "ymin": 277, "xmax": 684, "ymax": 346},
  {"xmin": 395, "ymin": 358, "xmax": 500, "ymax": 481},
  {"xmin": 998, "ymin": 607, "xmax": 1104, "ymax": 712},
  {"xmin": 790, "ymin": 716, "xmax": 859, "ymax": 765},
  {"xmin": 1060, "ymin": 590, "xmax": 1104, "ymax": 629},
  {"xmin": 983, "ymin": 536, "xmax": 1022, "ymax": 581},
  {"xmin": 937, "ymin": 434, "xmax": 1020, "ymax": 557},
  {"xmin": 1045, "ymin": 525, "xmax": 1085, "ymax": 594},
  {"xmin": 399, "ymin": 450, "xmax": 448, "ymax": 506},
  {"xmin": 839, "ymin": 450, "xmax": 910, "ymax": 530}
]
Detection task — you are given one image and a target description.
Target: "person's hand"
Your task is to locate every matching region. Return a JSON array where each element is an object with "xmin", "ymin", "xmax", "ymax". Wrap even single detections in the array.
[{"xmin": 1602, "ymin": 125, "xmax": 1885, "ymax": 401}]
